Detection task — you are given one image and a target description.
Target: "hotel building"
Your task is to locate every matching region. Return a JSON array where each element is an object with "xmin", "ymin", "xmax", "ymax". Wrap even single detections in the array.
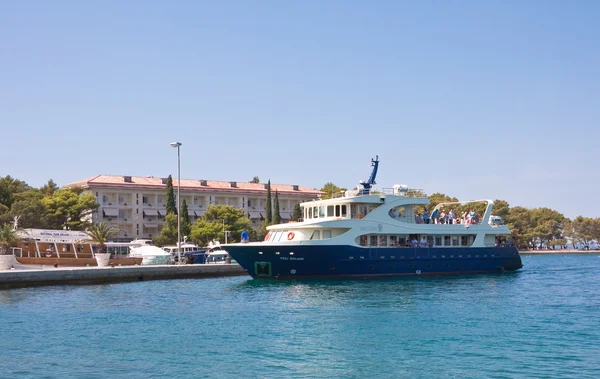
[{"xmin": 66, "ymin": 175, "xmax": 321, "ymax": 242}]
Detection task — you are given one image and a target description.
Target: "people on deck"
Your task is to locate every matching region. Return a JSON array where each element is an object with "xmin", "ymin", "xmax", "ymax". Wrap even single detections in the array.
[
  {"xmin": 431, "ymin": 208, "xmax": 439, "ymax": 224},
  {"xmin": 423, "ymin": 210, "xmax": 430, "ymax": 224}
]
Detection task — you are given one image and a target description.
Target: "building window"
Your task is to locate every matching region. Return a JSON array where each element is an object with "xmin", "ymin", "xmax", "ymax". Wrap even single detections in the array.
[{"xmin": 142, "ymin": 196, "xmax": 148, "ymax": 204}]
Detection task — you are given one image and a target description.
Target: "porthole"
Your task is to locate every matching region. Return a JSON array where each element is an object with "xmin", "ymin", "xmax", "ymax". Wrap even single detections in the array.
[
  {"xmin": 349, "ymin": 256, "xmax": 354, "ymax": 260},
  {"xmin": 410, "ymin": 264, "xmax": 414, "ymax": 268},
  {"xmin": 380, "ymin": 256, "xmax": 385, "ymax": 259},
  {"xmin": 360, "ymin": 256, "xmax": 364, "ymax": 259},
  {"xmin": 390, "ymin": 256, "xmax": 395, "ymax": 259},
  {"xmin": 258, "ymin": 251, "xmax": 263, "ymax": 255},
  {"xmin": 290, "ymin": 252, "xmax": 294, "ymax": 255}
]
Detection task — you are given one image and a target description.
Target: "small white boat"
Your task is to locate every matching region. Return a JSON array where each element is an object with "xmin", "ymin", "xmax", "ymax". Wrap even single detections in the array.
[
  {"xmin": 205, "ymin": 245, "xmax": 235, "ymax": 264},
  {"xmin": 128, "ymin": 245, "xmax": 170, "ymax": 265}
]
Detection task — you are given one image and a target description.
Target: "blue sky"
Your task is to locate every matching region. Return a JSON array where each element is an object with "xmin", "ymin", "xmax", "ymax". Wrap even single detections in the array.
[{"xmin": 1, "ymin": 1, "xmax": 598, "ymax": 219}]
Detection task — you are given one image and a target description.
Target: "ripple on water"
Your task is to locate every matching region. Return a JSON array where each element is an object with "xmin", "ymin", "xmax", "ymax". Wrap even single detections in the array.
[{"xmin": 1, "ymin": 255, "xmax": 600, "ymax": 378}]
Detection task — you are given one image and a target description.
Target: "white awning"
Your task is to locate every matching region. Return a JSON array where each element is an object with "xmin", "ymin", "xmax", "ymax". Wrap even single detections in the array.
[
  {"xmin": 188, "ymin": 210, "xmax": 196, "ymax": 216},
  {"xmin": 157, "ymin": 209, "xmax": 165, "ymax": 216},
  {"xmin": 103, "ymin": 208, "xmax": 118, "ymax": 217},
  {"xmin": 280, "ymin": 212, "xmax": 292, "ymax": 219},
  {"xmin": 248, "ymin": 211, "xmax": 261, "ymax": 219},
  {"xmin": 143, "ymin": 223, "xmax": 158, "ymax": 228},
  {"xmin": 194, "ymin": 210, "xmax": 205, "ymax": 217},
  {"xmin": 143, "ymin": 209, "xmax": 158, "ymax": 216}
]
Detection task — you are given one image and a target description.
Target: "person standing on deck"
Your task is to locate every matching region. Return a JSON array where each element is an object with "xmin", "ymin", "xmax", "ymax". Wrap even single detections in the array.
[
  {"xmin": 448, "ymin": 209, "xmax": 455, "ymax": 224},
  {"xmin": 423, "ymin": 210, "xmax": 430, "ymax": 224},
  {"xmin": 241, "ymin": 229, "xmax": 249, "ymax": 243}
]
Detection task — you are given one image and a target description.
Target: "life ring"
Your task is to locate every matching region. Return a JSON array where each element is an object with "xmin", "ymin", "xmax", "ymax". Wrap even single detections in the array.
[
  {"xmin": 264, "ymin": 233, "xmax": 271, "ymax": 241},
  {"xmin": 287, "ymin": 232, "xmax": 295, "ymax": 240}
]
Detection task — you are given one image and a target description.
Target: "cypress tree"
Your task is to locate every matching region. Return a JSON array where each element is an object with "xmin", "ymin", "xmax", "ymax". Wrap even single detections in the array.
[
  {"xmin": 180, "ymin": 199, "xmax": 191, "ymax": 238},
  {"xmin": 265, "ymin": 180, "xmax": 272, "ymax": 224},
  {"xmin": 273, "ymin": 190, "xmax": 281, "ymax": 224},
  {"xmin": 166, "ymin": 174, "xmax": 177, "ymax": 215},
  {"xmin": 292, "ymin": 203, "xmax": 302, "ymax": 221}
]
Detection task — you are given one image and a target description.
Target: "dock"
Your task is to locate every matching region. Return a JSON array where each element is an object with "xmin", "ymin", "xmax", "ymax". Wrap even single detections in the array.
[{"xmin": 0, "ymin": 264, "xmax": 248, "ymax": 289}]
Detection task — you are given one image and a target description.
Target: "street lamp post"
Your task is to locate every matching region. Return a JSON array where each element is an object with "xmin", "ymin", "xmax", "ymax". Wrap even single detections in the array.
[{"xmin": 170, "ymin": 142, "xmax": 182, "ymax": 264}]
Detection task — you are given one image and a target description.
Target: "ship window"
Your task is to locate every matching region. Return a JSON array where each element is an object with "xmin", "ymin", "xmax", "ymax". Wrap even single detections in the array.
[
  {"xmin": 308, "ymin": 207, "xmax": 313, "ymax": 219},
  {"xmin": 398, "ymin": 237, "xmax": 406, "ymax": 246},
  {"xmin": 327, "ymin": 206, "xmax": 334, "ymax": 217},
  {"xmin": 359, "ymin": 235, "xmax": 367, "ymax": 246},
  {"xmin": 435, "ymin": 236, "xmax": 442, "ymax": 246},
  {"xmin": 335, "ymin": 205, "xmax": 340, "ymax": 217},
  {"xmin": 370, "ymin": 235, "xmax": 377, "ymax": 246},
  {"xmin": 379, "ymin": 235, "xmax": 387, "ymax": 246},
  {"xmin": 341, "ymin": 205, "xmax": 347, "ymax": 217},
  {"xmin": 389, "ymin": 236, "xmax": 397, "ymax": 246},
  {"xmin": 310, "ymin": 230, "xmax": 321, "ymax": 240},
  {"xmin": 313, "ymin": 207, "xmax": 318, "ymax": 218},
  {"xmin": 388, "ymin": 206, "xmax": 406, "ymax": 220},
  {"xmin": 323, "ymin": 230, "xmax": 332, "ymax": 239},
  {"xmin": 452, "ymin": 236, "xmax": 459, "ymax": 246},
  {"xmin": 272, "ymin": 231, "xmax": 282, "ymax": 242},
  {"xmin": 319, "ymin": 206, "xmax": 326, "ymax": 218},
  {"xmin": 444, "ymin": 236, "xmax": 451, "ymax": 246},
  {"xmin": 357, "ymin": 205, "xmax": 367, "ymax": 219},
  {"xmin": 461, "ymin": 235, "xmax": 468, "ymax": 246}
]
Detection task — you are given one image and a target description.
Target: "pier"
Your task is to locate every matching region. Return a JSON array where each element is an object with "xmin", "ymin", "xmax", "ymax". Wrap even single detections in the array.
[{"xmin": 0, "ymin": 264, "xmax": 248, "ymax": 289}]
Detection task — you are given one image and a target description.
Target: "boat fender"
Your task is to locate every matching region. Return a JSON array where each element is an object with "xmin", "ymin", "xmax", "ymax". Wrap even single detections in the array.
[
  {"xmin": 264, "ymin": 233, "xmax": 271, "ymax": 241},
  {"xmin": 287, "ymin": 232, "xmax": 295, "ymax": 240}
]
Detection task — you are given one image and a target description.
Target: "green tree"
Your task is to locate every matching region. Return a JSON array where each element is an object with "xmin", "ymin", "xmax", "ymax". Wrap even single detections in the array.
[
  {"xmin": 530, "ymin": 208, "xmax": 565, "ymax": 249},
  {"xmin": 504, "ymin": 206, "xmax": 535, "ymax": 249},
  {"xmin": 0, "ymin": 223, "xmax": 22, "ymax": 255},
  {"xmin": 82, "ymin": 222, "xmax": 120, "ymax": 253},
  {"xmin": 180, "ymin": 199, "xmax": 191, "ymax": 238},
  {"xmin": 563, "ymin": 216, "xmax": 595, "ymax": 247},
  {"xmin": 0, "ymin": 176, "xmax": 30, "ymax": 209},
  {"xmin": 42, "ymin": 188, "xmax": 98, "ymax": 230},
  {"xmin": 273, "ymin": 190, "xmax": 281, "ymax": 224},
  {"xmin": 492, "ymin": 199, "xmax": 510, "ymax": 220},
  {"xmin": 40, "ymin": 179, "xmax": 59, "ymax": 196},
  {"xmin": 427, "ymin": 193, "xmax": 459, "ymax": 211},
  {"xmin": 166, "ymin": 175, "xmax": 177, "ymax": 215},
  {"xmin": 256, "ymin": 220, "xmax": 270, "ymax": 241},
  {"xmin": 320, "ymin": 182, "xmax": 347, "ymax": 200},
  {"xmin": 265, "ymin": 180, "xmax": 272, "ymax": 224},
  {"xmin": 291, "ymin": 203, "xmax": 303, "ymax": 222},
  {"xmin": 153, "ymin": 213, "xmax": 178, "ymax": 246},
  {"xmin": 190, "ymin": 205, "xmax": 251, "ymax": 245},
  {"xmin": 250, "ymin": 176, "xmax": 260, "ymax": 183},
  {"xmin": 9, "ymin": 189, "xmax": 47, "ymax": 229},
  {"xmin": 0, "ymin": 204, "xmax": 10, "ymax": 225}
]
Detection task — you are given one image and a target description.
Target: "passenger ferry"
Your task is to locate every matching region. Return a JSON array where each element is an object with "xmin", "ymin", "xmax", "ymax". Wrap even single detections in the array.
[{"xmin": 225, "ymin": 156, "xmax": 523, "ymax": 279}]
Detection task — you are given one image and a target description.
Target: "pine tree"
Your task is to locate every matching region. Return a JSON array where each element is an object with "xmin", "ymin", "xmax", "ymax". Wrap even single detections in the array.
[
  {"xmin": 265, "ymin": 180, "xmax": 272, "ymax": 224},
  {"xmin": 291, "ymin": 203, "xmax": 302, "ymax": 221},
  {"xmin": 273, "ymin": 190, "xmax": 281, "ymax": 224},
  {"xmin": 166, "ymin": 174, "xmax": 177, "ymax": 215},
  {"xmin": 180, "ymin": 199, "xmax": 191, "ymax": 238}
]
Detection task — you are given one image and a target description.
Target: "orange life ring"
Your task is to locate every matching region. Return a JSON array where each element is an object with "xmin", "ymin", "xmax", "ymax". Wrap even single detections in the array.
[
  {"xmin": 287, "ymin": 232, "xmax": 295, "ymax": 240},
  {"xmin": 264, "ymin": 233, "xmax": 271, "ymax": 241}
]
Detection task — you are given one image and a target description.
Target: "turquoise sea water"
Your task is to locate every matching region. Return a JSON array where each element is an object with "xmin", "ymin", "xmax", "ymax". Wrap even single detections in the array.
[{"xmin": 1, "ymin": 254, "xmax": 600, "ymax": 378}]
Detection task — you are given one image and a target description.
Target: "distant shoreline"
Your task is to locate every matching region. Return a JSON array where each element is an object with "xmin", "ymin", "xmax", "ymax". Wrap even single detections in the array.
[{"xmin": 519, "ymin": 250, "xmax": 599, "ymax": 255}]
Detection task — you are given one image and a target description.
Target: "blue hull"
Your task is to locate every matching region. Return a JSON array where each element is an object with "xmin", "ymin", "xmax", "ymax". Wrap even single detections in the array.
[{"xmin": 226, "ymin": 245, "xmax": 523, "ymax": 279}]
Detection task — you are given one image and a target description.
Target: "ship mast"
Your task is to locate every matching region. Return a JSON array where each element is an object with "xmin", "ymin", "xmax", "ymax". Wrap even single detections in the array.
[{"xmin": 360, "ymin": 155, "xmax": 379, "ymax": 195}]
